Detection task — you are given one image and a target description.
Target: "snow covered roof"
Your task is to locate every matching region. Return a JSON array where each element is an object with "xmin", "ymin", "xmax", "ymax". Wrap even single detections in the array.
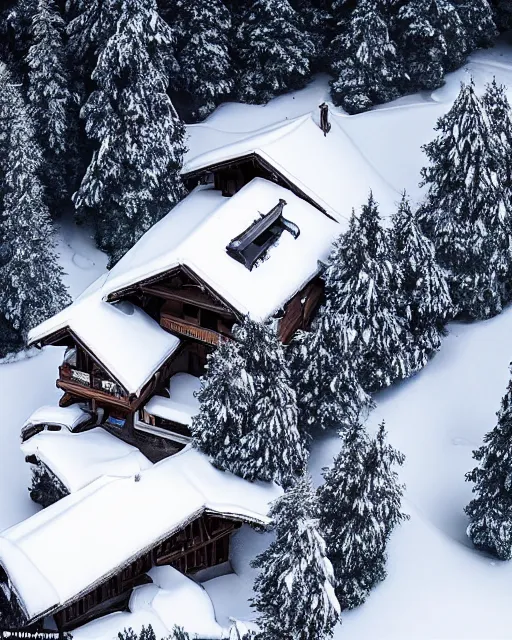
[
  {"xmin": 182, "ymin": 112, "xmax": 397, "ymax": 224},
  {"xmin": 72, "ymin": 566, "xmax": 227, "ymax": 640},
  {"xmin": 22, "ymin": 404, "xmax": 91, "ymax": 432},
  {"xmin": 28, "ymin": 300, "xmax": 181, "ymax": 396},
  {"xmin": 144, "ymin": 372, "xmax": 201, "ymax": 426},
  {"xmin": 28, "ymin": 178, "xmax": 338, "ymax": 338},
  {"xmin": 101, "ymin": 178, "xmax": 339, "ymax": 321},
  {"xmin": 21, "ymin": 427, "xmax": 152, "ymax": 493},
  {"xmin": 0, "ymin": 446, "xmax": 281, "ymax": 622}
]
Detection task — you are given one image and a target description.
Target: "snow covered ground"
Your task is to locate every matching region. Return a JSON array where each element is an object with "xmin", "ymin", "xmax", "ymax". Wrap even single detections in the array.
[{"xmin": 3, "ymin": 40, "xmax": 512, "ymax": 638}]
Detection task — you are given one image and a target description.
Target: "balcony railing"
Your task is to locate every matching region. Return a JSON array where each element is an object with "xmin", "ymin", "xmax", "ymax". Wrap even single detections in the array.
[
  {"xmin": 160, "ymin": 315, "xmax": 231, "ymax": 346},
  {"xmin": 58, "ymin": 365, "xmax": 126, "ymax": 400}
]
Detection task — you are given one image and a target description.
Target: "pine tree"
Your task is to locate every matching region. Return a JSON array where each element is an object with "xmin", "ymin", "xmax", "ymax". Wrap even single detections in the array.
[
  {"xmin": 490, "ymin": 0, "xmax": 512, "ymax": 30},
  {"xmin": 456, "ymin": 0, "xmax": 497, "ymax": 51},
  {"xmin": 290, "ymin": 0, "xmax": 335, "ymax": 68},
  {"xmin": 0, "ymin": 63, "xmax": 70, "ymax": 354},
  {"xmin": 234, "ymin": 0, "xmax": 315, "ymax": 104},
  {"xmin": 233, "ymin": 319, "xmax": 308, "ymax": 485},
  {"xmin": 330, "ymin": 0, "xmax": 405, "ymax": 114},
  {"xmin": 27, "ymin": 0, "xmax": 77, "ymax": 209},
  {"xmin": 483, "ymin": 79, "xmax": 512, "ymax": 189},
  {"xmin": 118, "ymin": 629, "xmax": 138, "ymax": 640},
  {"xmin": 394, "ymin": 0, "xmax": 468, "ymax": 91},
  {"xmin": 289, "ymin": 311, "xmax": 372, "ymax": 436},
  {"xmin": 317, "ymin": 422, "xmax": 408, "ymax": 609},
  {"xmin": 192, "ymin": 319, "xmax": 307, "ymax": 485},
  {"xmin": 174, "ymin": 0, "xmax": 233, "ymax": 120},
  {"xmin": 252, "ymin": 476, "xmax": 340, "ymax": 639},
  {"xmin": 420, "ymin": 80, "xmax": 511, "ymax": 319},
  {"xmin": 73, "ymin": 0, "xmax": 186, "ymax": 266},
  {"xmin": 139, "ymin": 626, "xmax": 156, "ymax": 640},
  {"xmin": 66, "ymin": 0, "xmax": 121, "ymax": 80},
  {"xmin": 191, "ymin": 339, "xmax": 252, "ymax": 472},
  {"xmin": 325, "ymin": 195, "xmax": 411, "ymax": 391},
  {"xmin": 465, "ymin": 373, "xmax": 512, "ymax": 560},
  {"xmin": 392, "ymin": 193, "xmax": 453, "ymax": 370},
  {"xmin": 2, "ymin": 0, "xmax": 38, "ymax": 78}
]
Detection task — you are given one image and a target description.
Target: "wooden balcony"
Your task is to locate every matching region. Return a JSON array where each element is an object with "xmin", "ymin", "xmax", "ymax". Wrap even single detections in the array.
[
  {"xmin": 160, "ymin": 315, "xmax": 231, "ymax": 346},
  {"xmin": 57, "ymin": 365, "xmax": 131, "ymax": 410}
]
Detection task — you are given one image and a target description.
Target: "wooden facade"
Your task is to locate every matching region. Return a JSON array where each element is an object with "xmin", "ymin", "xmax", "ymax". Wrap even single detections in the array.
[
  {"xmin": 52, "ymin": 513, "xmax": 241, "ymax": 631},
  {"xmin": 278, "ymin": 276, "xmax": 325, "ymax": 343}
]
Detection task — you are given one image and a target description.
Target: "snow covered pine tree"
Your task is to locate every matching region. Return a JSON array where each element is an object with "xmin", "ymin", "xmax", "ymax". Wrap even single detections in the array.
[
  {"xmin": 317, "ymin": 422, "xmax": 408, "ymax": 609},
  {"xmin": 173, "ymin": 0, "xmax": 233, "ymax": 120},
  {"xmin": 234, "ymin": 0, "xmax": 315, "ymax": 104},
  {"xmin": 27, "ymin": 0, "xmax": 77, "ymax": 209},
  {"xmin": 483, "ymin": 78, "xmax": 512, "ymax": 191},
  {"xmin": 394, "ymin": 0, "xmax": 469, "ymax": 91},
  {"xmin": 191, "ymin": 339, "xmax": 252, "ymax": 472},
  {"xmin": 465, "ymin": 371, "xmax": 512, "ymax": 560},
  {"xmin": 324, "ymin": 194, "xmax": 411, "ymax": 391},
  {"xmin": 192, "ymin": 318, "xmax": 307, "ymax": 485},
  {"xmin": 66, "ymin": 0, "xmax": 121, "ymax": 82},
  {"xmin": 0, "ymin": 63, "xmax": 70, "ymax": 357},
  {"xmin": 329, "ymin": 0, "xmax": 405, "ymax": 113},
  {"xmin": 73, "ymin": 0, "xmax": 186, "ymax": 266},
  {"xmin": 420, "ymin": 79, "xmax": 512, "ymax": 319},
  {"xmin": 392, "ymin": 193, "xmax": 453, "ymax": 370},
  {"xmin": 289, "ymin": 313, "xmax": 372, "ymax": 437},
  {"xmin": 252, "ymin": 476, "xmax": 340, "ymax": 639}
]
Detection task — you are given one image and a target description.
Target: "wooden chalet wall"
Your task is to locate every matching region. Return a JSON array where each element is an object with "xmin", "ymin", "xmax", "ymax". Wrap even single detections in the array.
[
  {"xmin": 53, "ymin": 514, "xmax": 241, "ymax": 631},
  {"xmin": 278, "ymin": 276, "xmax": 324, "ymax": 344}
]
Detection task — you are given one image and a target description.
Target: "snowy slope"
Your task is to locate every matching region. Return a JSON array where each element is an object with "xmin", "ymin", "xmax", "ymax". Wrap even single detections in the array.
[{"xmin": 2, "ymin": 41, "xmax": 512, "ymax": 638}]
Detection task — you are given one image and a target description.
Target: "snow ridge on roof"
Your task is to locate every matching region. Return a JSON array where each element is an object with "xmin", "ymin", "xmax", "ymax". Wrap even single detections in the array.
[
  {"xmin": 0, "ymin": 446, "xmax": 281, "ymax": 622},
  {"xmin": 21, "ymin": 427, "xmax": 153, "ymax": 493},
  {"xmin": 182, "ymin": 110, "xmax": 397, "ymax": 224}
]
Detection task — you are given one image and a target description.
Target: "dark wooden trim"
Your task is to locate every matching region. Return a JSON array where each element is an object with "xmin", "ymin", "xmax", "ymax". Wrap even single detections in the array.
[
  {"xmin": 183, "ymin": 152, "xmax": 337, "ymax": 222},
  {"xmin": 141, "ymin": 284, "xmax": 234, "ymax": 316}
]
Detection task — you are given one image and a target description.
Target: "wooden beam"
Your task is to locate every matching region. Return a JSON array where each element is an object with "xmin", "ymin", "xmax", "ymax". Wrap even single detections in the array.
[{"xmin": 141, "ymin": 284, "xmax": 234, "ymax": 316}]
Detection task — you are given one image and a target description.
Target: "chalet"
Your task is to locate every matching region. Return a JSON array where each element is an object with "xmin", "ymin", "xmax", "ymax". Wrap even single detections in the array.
[
  {"xmin": 0, "ymin": 447, "xmax": 280, "ymax": 632},
  {"xmin": 25, "ymin": 108, "xmax": 395, "ymax": 458},
  {"xmin": 27, "ymin": 178, "xmax": 340, "ymax": 458}
]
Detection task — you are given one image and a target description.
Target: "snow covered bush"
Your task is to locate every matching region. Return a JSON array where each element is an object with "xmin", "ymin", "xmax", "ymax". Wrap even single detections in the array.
[
  {"xmin": 0, "ymin": 580, "xmax": 27, "ymax": 630},
  {"xmin": 420, "ymin": 79, "xmax": 512, "ymax": 319},
  {"xmin": 324, "ymin": 193, "xmax": 411, "ymax": 392},
  {"xmin": 465, "ymin": 372, "xmax": 512, "ymax": 559},
  {"xmin": 317, "ymin": 422, "xmax": 408, "ymax": 609},
  {"xmin": 29, "ymin": 460, "xmax": 69, "ymax": 508},
  {"xmin": 252, "ymin": 476, "xmax": 340, "ymax": 639},
  {"xmin": 192, "ymin": 319, "xmax": 308, "ymax": 486}
]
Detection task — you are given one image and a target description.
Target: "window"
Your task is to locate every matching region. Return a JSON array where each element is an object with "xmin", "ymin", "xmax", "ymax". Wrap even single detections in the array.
[
  {"xmin": 201, "ymin": 309, "xmax": 218, "ymax": 331},
  {"xmin": 183, "ymin": 303, "xmax": 200, "ymax": 324},
  {"xmin": 226, "ymin": 199, "xmax": 300, "ymax": 271}
]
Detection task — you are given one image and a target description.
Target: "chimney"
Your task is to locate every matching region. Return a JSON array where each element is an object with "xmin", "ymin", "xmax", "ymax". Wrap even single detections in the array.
[{"xmin": 319, "ymin": 103, "xmax": 331, "ymax": 137}]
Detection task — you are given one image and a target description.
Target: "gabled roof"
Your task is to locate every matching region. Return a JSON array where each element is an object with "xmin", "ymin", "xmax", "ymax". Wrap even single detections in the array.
[
  {"xmin": 28, "ymin": 300, "xmax": 180, "ymax": 396},
  {"xmin": 182, "ymin": 112, "xmax": 397, "ymax": 224},
  {"xmin": 28, "ymin": 178, "xmax": 338, "ymax": 355},
  {"xmin": 0, "ymin": 446, "xmax": 281, "ymax": 622},
  {"xmin": 101, "ymin": 178, "xmax": 339, "ymax": 320}
]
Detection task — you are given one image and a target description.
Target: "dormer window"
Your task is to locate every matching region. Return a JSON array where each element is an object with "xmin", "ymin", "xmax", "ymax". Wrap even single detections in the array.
[{"xmin": 226, "ymin": 199, "xmax": 300, "ymax": 271}]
